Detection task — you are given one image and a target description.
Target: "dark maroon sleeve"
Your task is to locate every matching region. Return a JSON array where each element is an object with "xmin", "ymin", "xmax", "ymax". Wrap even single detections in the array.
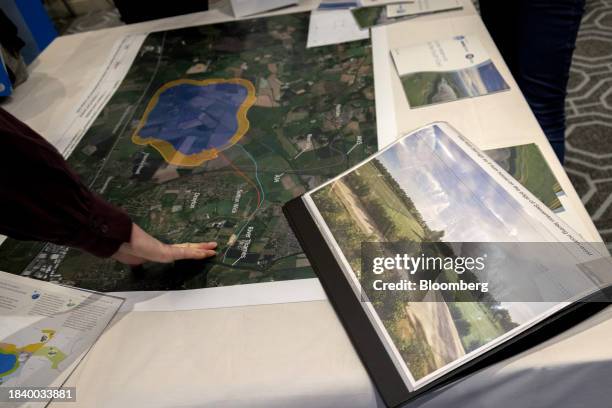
[{"xmin": 0, "ymin": 108, "xmax": 132, "ymax": 257}]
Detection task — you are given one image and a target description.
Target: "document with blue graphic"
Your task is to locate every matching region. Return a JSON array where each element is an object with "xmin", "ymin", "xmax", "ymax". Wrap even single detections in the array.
[{"xmin": 391, "ymin": 34, "xmax": 510, "ymax": 108}]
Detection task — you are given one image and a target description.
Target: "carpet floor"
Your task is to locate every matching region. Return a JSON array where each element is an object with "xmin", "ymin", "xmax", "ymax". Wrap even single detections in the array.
[{"xmin": 565, "ymin": 0, "xmax": 612, "ymax": 246}]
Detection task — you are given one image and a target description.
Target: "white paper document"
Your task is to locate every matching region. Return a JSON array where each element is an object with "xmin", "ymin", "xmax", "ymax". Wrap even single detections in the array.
[
  {"xmin": 391, "ymin": 34, "xmax": 509, "ymax": 107},
  {"xmin": 307, "ymin": 9, "xmax": 370, "ymax": 48},
  {"xmin": 53, "ymin": 34, "xmax": 147, "ymax": 159},
  {"xmin": 0, "ymin": 272, "xmax": 122, "ymax": 406},
  {"xmin": 230, "ymin": 0, "xmax": 296, "ymax": 17},
  {"xmin": 113, "ymin": 278, "xmax": 326, "ymax": 312},
  {"xmin": 386, "ymin": 0, "xmax": 461, "ymax": 17},
  {"xmin": 360, "ymin": 0, "xmax": 412, "ymax": 6}
]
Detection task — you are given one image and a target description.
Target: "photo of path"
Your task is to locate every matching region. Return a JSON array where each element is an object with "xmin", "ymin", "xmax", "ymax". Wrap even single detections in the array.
[
  {"xmin": 312, "ymin": 156, "xmax": 465, "ymax": 380},
  {"xmin": 310, "ymin": 124, "xmax": 553, "ymax": 383},
  {"xmin": 407, "ymin": 292, "xmax": 465, "ymax": 369}
]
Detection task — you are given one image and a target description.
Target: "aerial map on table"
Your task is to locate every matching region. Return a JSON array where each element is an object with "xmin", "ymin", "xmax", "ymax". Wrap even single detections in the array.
[{"xmin": 0, "ymin": 12, "xmax": 377, "ymax": 291}]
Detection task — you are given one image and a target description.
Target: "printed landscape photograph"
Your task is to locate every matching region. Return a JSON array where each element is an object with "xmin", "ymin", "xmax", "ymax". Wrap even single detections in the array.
[
  {"xmin": 400, "ymin": 60, "xmax": 509, "ymax": 108},
  {"xmin": 310, "ymin": 124, "xmax": 565, "ymax": 384}
]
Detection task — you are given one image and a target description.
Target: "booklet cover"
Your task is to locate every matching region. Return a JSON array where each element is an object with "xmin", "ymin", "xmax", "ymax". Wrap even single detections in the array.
[
  {"xmin": 391, "ymin": 35, "xmax": 510, "ymax": 108},
  {"xmin": 386, "ymin": 0, "xmax": 462, "ymax": 18},
  {"xmin": 284, "ymin": 122, "xmax": 611, "ymax": 406}
]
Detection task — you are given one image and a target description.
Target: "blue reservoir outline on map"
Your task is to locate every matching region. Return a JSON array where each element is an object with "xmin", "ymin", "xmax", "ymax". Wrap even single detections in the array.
[
  {"xmin": 0, "ymin": 352, "xmax": 17, "ymax": 375},
  {"xmin": 138, "ymin": 82, "xmax": 250, "ymax": 155}
]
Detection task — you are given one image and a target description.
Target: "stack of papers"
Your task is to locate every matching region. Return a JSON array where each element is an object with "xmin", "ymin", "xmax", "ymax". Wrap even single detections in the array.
[
  {"xmin": 230, "ymin": 0, "xmax": 296, "ymax": 17},
  {"xmin": 308, "ymin": 0, "xmax": 462, "ymax": 48},
  {"xmin": 307, "ymin": 9, "xmax": 370, "ymax": 48},
  {"xmin": 352, "ymin": 0, "xmax": 462, "ymax": 29}
]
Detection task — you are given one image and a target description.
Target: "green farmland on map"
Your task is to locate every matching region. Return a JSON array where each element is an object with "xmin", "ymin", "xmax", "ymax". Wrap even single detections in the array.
[
  {"xmin": 485, "ymin": 143, "xmax": 564, "ymax": 213},
  {"xmin": 0, "ymin": 13, "xmax": 377, "ymax": 291}
]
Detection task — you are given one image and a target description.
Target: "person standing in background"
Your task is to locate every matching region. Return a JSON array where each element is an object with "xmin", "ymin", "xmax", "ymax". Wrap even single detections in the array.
[{"xmin": 479, "ymin": 0, "xmax": 586, "ymax": 163}]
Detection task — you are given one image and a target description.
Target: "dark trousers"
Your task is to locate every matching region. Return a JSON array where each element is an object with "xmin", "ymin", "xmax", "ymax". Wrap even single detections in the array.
[{"xmin": 479, "ymin": 0, "xmax": 585, "ymax": 163}]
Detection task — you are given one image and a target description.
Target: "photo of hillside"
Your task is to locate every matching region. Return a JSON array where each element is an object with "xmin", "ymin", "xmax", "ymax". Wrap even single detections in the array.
[
  {"xmin": 310, "ymin": 124, "xmax": 555, "ymax": 382},
  {"xmin": 400, "ymin": 60, "xmax": 509, "ymax": 108},
  {"xmin": 486, "ymin": 143, "xmax": 565, "ymax": 212},
  {"xmin": 351, "ymin": 5, "xmax": 418, "ymax": 29}
]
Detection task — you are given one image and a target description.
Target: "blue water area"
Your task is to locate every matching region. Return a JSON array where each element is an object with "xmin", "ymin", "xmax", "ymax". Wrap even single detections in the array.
[
  {"xmin": 0, "ymin": 352, "xmax": 17, "ymax": 375},
  {"xmin": 477, "ymin": 60, "xmax": 509, "ymax": 92},
  {"xmin": 139, "ymin": 82, "xmax": 250, "ymax": 155}
]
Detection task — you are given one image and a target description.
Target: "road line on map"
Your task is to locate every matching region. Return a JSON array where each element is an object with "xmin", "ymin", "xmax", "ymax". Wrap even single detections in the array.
[
  {"xmin": 219, "ymin": 146, "xmax": 267, "ymax": 265},
  {"xmin": 238, "ymin": 144, "xmax": 266, "ymax": 205},
  {"xmin": 219, "ymin": 152, "xmax": 262, "ymax": 208}
]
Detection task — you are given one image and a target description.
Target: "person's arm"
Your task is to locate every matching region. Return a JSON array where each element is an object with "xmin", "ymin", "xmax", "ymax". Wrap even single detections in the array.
[
  {"xmin": 0, "ymin": 108, "xmax": 216, "ymax": 264},
  {"xmin": 112, "ymin": 224, "xmax": 217, "ymax": 265}
]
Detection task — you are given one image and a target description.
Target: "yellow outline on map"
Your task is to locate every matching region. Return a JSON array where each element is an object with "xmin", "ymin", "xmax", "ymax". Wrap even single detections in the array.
[{"xmin": 132, "ymin": 78, "xmax": 256, "ymax": 167}]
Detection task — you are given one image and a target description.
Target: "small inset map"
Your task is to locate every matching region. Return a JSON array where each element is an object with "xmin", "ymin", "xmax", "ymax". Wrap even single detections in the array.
[
  {"xmin": 0, "ymin": 272, "xmax": 122, "ymax": 402},
  {"xmin": 0, "ymin": 329, "xmax": 66, "ymax": 384},
  {"xmin": 133, "ymin": 78, "xmax": 256, "ymax": 166}
]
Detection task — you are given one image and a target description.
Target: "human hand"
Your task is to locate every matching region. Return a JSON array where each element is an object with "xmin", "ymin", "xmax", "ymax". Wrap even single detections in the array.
[{"xmin": 112, "ymin": 223, "xmax": 217, "ymax": 265}]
